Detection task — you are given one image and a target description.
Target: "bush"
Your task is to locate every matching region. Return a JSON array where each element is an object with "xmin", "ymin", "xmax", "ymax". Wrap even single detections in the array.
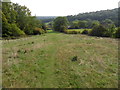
[
  {"xmin": 33, "ymin": 27, "xmax": 45, "ymax": 35},
  {"xmin": 115, "ymin": 27, "xmax": 120, "ymax": 38},
  {"xmin": 81, "ymin": 29, "xmax": 89, "ymax": 34},
  {"xmin": 104, "ymin": 24, "xmax": 116, "ymax": 37},
  {"xmin": 89, "ymin": 25, "xmax": 108, "ymax": 37},
  {"xmin": 10, "ymin": 24, "xmax": 25, "ymax": 37}
]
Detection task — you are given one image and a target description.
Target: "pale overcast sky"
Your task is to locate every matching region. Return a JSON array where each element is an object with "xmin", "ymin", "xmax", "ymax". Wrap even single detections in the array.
[{"xmin": 11, "ymin": 0, "xmax": 119, "ymax": 16}]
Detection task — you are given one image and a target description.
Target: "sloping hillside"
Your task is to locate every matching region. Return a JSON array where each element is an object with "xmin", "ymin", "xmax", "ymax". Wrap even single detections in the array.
[
  {"xmin": 67, "ymin": 8, "xmax": 118, "ymax": 26},
  {"xmin": 37, "ymin": 8, "xmax": 118, "ymax": 26}
]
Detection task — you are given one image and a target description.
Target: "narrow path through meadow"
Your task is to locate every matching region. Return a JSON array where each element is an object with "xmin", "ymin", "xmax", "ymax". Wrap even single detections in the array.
[{"xmin": 2, "ymin": 31, "xmax": 118, "ymax": 88}]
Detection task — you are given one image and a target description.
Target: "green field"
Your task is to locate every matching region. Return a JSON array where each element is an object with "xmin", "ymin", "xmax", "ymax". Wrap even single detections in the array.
[
  {"xmin": 67, "ymin": 29, "xmax": 91, "ymax": 32},
  {"xmin": 2, "ymin": 30, "xmax": 118, "ymax": 88}
]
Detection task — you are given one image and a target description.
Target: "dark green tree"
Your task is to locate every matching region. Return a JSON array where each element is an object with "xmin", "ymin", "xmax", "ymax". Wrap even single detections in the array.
[
  {"xmin": 89, "ymin": 25, "xmax": 108, "ymax": 37},
  {"xmin": 53, "ymin": 17, "xmax": 69, "ymax": 32},
  {"xmin": 78, "ymin": 20, "xmax": 87, "ymax": 28},
  {"xmin": 69, "ymin": 20, "xmax": 79, "ymax": 29},
  {"xmin": 101, "ymin": 19, "xmax": 114, "ymax": 28},
  {"xmin": 2, "ymin": 2, "xmax": 45, "ymax": 37},
  {"xmin": 91, "ymin": 20, "xmax": 100, "ymax": 27}
]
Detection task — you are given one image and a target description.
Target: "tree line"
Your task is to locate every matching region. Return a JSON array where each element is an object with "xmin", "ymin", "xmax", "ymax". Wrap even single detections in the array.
[
  {"xmin": 2, "ymin": 2, "xmax": 46, "ymax": 39},
  {"xmin": 2, "ymin": 2, "xmax": 120, "ymax": 38},
  {"xmin": 67, "ymin": 8, "xmax": 118, "ymax": 27},
  {"xmin": 53, "ymin": 17, "xmax": 120, "ymax": 38},
  {"xmin": 38, "ymin": 8, "xmax": 118, "ymax": 27}
]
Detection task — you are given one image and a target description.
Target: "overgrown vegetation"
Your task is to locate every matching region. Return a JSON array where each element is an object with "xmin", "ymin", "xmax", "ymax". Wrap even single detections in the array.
[
  {"xmin": 89, "ymin": 25, "xmax": 109, "ymax": 37},
  {"xmin": 115, "ymin": 27, "xmax": 120, "ymax": 38},
  {"xmin": 2, "ymin": 2, "xmax": 46, "ymax": 38}
]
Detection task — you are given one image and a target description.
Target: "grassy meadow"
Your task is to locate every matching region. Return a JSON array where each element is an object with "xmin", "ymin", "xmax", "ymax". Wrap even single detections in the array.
[
  {"xmin": 2, "ymin": 30, "xmax": 118, "ymax": 88},
  {"xmin": 67, "ymin": 29, "xmax": 91, "ymax": 32}
]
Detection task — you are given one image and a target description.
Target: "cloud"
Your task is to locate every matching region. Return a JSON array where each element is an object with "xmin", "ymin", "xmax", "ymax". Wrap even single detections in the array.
[{"xmin": 11, "ymin": 0, "xmax": 119, "ymax": 16}]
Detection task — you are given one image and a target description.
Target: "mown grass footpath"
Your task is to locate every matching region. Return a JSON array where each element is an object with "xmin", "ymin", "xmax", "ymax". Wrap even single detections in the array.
[{"xmin": 2, "ymin": 30, "xmax": 118, "ymax": 88}]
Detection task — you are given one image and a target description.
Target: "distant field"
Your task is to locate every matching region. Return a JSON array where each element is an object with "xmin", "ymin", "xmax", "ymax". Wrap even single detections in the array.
[
  {"xmin": 67, "ymin": 29, "xmax": 91, "ymax": 32},
  {"xmin": 2, "ymin": 30, "xmax": 118, "ymax": 88},
  {"xmin": 65, "ymin": 29, "xmax": 91, "ymax": 34}
]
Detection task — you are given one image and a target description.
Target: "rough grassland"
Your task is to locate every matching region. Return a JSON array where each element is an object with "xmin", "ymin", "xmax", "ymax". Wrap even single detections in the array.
[{"xmin": 2, "ymin": 30, "xmax": 118, "ymax": 88}]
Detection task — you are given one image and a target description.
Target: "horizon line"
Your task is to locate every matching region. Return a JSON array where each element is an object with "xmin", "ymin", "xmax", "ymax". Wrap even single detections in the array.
[{"xmin": 35, "ymin": 7, "xmax": 118, "ymax": 17}]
